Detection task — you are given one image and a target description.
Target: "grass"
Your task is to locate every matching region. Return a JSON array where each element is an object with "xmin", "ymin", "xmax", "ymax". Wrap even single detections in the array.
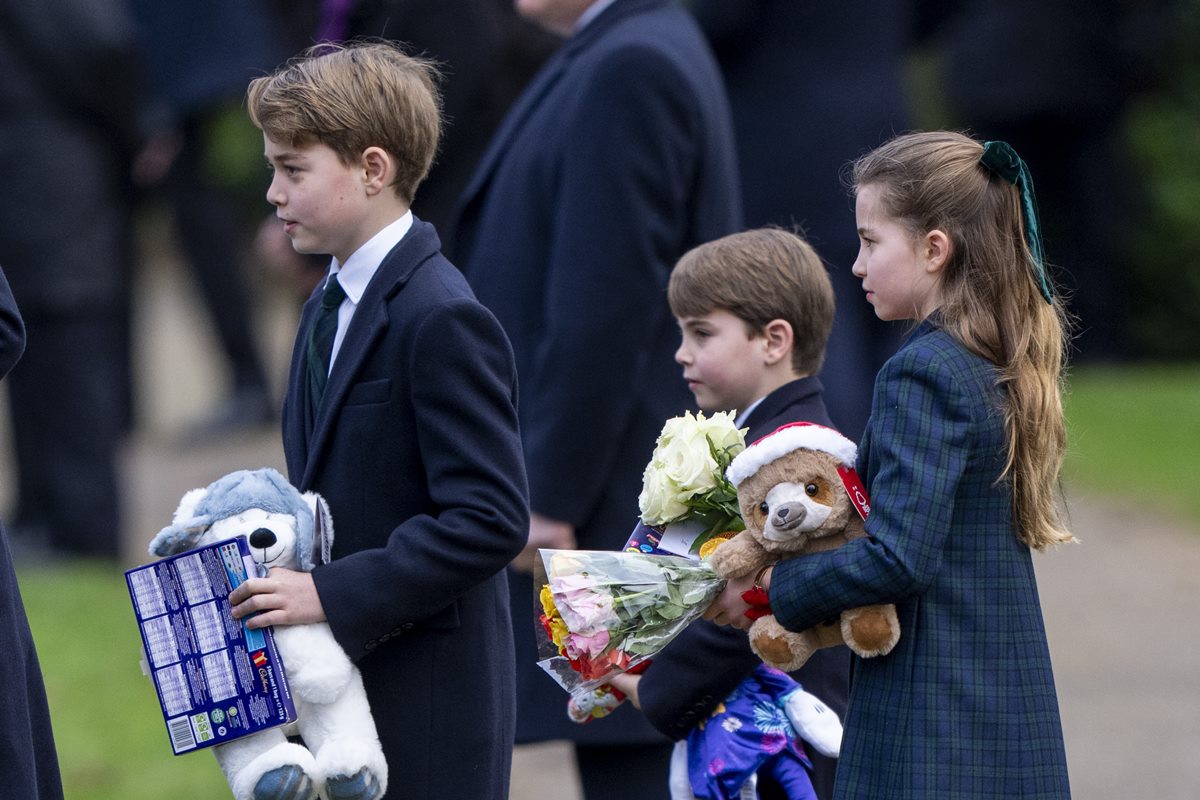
[
  {"xmin": 18, "ymin": 559, "xmax": 228, "ymax": 800},
  {"xmin": 11, "ymin": 363, "xmax": 1198, "ymax": 799},
  {"xmin": 1063, "ymin": 363, "xmax": 1200, "ymax": 523}
]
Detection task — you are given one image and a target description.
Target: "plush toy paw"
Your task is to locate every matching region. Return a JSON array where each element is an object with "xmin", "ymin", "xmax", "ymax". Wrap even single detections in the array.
[
  {"xmin": 749, "ymin": 616, "xmax": 813, "ymax": 671},
  {"xmin": 840, "ymin": 603, "xmax": 900, "ymax": 658},
  {"xmin": 252, "ymin": 764, "xmax": 318, "ymax": 800},
  {"xmin": 705, "ymin": 532, "xmax": 757, "ymax": 580},
  {"xmin": 667, "ymin": 740, "xmax": 695, "ymax": 800},
  {"xmin": 324, "ymin": 767, "xmax": 384, "ymax": 800},
  {"xmin": 314, "ymin": 737, "xmax": 388, "ymax": 800},
  {"xmin": 783, "ymin": 688, "xmax": 842, "ymax": 757}
]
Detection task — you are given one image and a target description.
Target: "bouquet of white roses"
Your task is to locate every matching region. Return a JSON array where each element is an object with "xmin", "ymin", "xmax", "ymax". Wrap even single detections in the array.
[{"xmin": 632, "ymin": 410, "xmax": 748, "ymax": 557}]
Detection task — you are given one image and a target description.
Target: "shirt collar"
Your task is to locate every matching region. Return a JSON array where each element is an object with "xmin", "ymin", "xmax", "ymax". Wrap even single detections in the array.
[
  {"xmin": 329, "ymin": 211, "xmax": 414, "ymax": 303},
  {"xmin": 734, "ymin": 396, "xmax": 766, "ymax": 429},
  {"xmin": 575, "ymin": 0, "xmax": 618, "ymax": 32}
]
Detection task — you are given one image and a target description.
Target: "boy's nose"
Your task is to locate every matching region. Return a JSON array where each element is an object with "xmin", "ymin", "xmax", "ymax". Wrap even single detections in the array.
[
  {"xmin": 266, "ymin": 178, "xmax": 285, "ymax": 207},
  {"xmin": 674, "ymin": 343, "xmax": 689, "ymax": 365}
]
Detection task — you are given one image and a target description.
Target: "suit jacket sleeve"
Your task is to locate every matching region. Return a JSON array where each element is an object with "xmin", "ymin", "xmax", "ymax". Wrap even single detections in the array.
[
  {"xmin": 522, "ymin": 45, "xmax": 706, "ymax": 525},
  {"xmin": 637, "ymin": 618, "xmax": 761, "ymax": 739},
  {"xmin": 314, "ymin": 297, "xmax": 529, "ymax": 658},
  {"xmin": 771, "ymin": 346, "xmax": 974, "ymax": 631},
  {"xmin": 0, "ymin": 269, "xmax": 26, "ymax": 379}
]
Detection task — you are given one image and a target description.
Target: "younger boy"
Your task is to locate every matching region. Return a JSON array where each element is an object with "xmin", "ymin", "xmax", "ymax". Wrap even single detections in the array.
[
  {"xmin": 613, "ymin": 228, "xmax": 848, "ymax": 800},
  {"xmin": 228, "ymin": 43, "xmax": 529, "ymax": 799}
]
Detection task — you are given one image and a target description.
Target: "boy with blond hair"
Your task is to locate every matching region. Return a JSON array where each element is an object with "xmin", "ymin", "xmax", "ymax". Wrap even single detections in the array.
[
  {"xmin": 229, "ymin": 42, "xmax": 529, "ymax": 799},
  {"xmin": 614, "ymin": 228, "xmax": 848, "ymax": 800}
]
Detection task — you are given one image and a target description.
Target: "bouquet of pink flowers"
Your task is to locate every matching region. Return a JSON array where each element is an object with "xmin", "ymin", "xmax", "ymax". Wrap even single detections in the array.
[
  {"xmin": 534, "ymin": 411, "xmax": 749, "ymax": 717},
  {"xmin": 534, "ymin": 549, "xmax": 724, "ymax": 698}
]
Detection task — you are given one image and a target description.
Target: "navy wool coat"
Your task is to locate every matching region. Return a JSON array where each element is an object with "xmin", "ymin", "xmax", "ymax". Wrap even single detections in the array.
[
  {"xmin": 284, "ymin": 220, "xmax": 529, "ymax": 800},
  {"xmin": 452, "ymin": 0, "xmax": 742, "ymax": 746},
  {"xmin": 770, "ymin": 319, "xmax": 1071, "ymax": 799},
  {"xmin": 0, "ymin": 269, "xmax": 63, "ymax": 799}
]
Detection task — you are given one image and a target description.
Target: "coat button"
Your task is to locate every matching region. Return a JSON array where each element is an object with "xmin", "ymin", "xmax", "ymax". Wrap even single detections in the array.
[
  {"xmin": 365, "ymin": 639, "xmax": 377, "ymax": 650},
  {"xmin": 401, "ymin": 622, "xmax": 414, "ymax": 631}
]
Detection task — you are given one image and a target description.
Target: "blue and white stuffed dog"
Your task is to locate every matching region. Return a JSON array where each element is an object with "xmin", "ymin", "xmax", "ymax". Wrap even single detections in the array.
[{"xmin": 150, "ymin": 468, "xmax": 387, "ymax": 800}]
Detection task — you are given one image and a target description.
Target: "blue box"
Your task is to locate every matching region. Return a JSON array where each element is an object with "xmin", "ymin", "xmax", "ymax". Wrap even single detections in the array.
[{"xmin": 126, "ymin": 536, "xmax": 297, "ymax": 754}]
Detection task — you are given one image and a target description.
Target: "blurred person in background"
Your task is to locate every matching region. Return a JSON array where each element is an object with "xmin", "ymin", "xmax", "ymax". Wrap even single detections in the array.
[
  {"xmin": 0, "ymin": 0, "xmax": 144, "ymax": 560},
  {"xmin": 925, "ymin": 0, "xmax": 1169, "ymax": 363},
  {"xmin": 688, "ymin": 0, "xmax": 913, "ymax": 443},
  {"xmin": 451, "ymin": 0, "xmax": 742, "ymax": 795},
  {"xmin": 131, "ymin": 0, "xmax": 292, "ymax": 439}
]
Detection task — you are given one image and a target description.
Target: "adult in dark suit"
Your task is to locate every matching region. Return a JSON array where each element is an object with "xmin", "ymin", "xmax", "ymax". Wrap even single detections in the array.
[
  {"xmin": 927, "ymin": 0, "xmax": 1160, "ymax": 362},
  {"xmin": 638, "ymin": 377, "xmax": 849, "ymax": 800},
  {"xmin": 232, "ymin": 43, "xmax": 528, "ymax": 799},
  {"xmin": 688, "ymin": 1, "xmax": 912, "ymax": 441},
  {"xmin": 0, "ymin": 0, "xmax": 142, "ymax": 559},
  {"xmin": 0, "ymin": 268, "xmax": 64, "ymax": 799},
  {"xmin": 131, "ymin": 0, "xmax": 290, "ymax": 436},
  {"xmin": 451, "ymin": 0, "xmax": 742, "ymax": 795}
]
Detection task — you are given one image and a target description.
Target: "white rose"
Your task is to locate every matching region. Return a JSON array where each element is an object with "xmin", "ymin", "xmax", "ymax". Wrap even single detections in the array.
[
  {"xmin": 695, "ymin": 410, "xmax": 747, "ymax": 456},
  {"xmin": 656, "ymin": 425, "xmax": 716, "ymax": 493},
  {"xmin": 638, "ymin": 411, "xmax": 748, "ymax": 525},
  {"xmin": 638, "ymin": 460, "xmax": 689, "ymax": 524}
]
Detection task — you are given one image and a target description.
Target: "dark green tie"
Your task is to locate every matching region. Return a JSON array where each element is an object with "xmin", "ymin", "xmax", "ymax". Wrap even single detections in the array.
[{"xmin": 306, "ymin": 274, "xmax": 347, "ymax": 414}]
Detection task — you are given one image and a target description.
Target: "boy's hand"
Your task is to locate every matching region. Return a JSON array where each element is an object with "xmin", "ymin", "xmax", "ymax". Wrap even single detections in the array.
[
  {"xmin": 608, "ymin": 673, "xmax": 643, "ymax": 710},
  {"xmin": 229, "ymin": 568, "xmax": 327, "ymax": 629},
  {"xmin": 511, "ymin": 512, "xmax": 576, "ymax": 574},
  {"xmin": 703, "ymin": 569, "xmax": 763, "ymax": 630}
]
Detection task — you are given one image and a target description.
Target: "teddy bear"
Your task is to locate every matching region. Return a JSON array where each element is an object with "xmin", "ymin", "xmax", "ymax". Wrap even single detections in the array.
[
  {"xmin": 708, "ymin": 422, "xmax": 900, "ymax": 672},
  {"xmin": 148, "ymin": 468, "xmax": 387, "ymax": 800}
]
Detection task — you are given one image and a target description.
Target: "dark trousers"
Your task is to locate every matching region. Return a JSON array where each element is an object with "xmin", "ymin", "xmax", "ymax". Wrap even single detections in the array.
[
  {"xmin": 8, "ymin": 307, "xmax": 123, "ymax": 557},
  {"xmin": 166, "ymin": 113, "xmax": 269, "ymax": 394},
  {"xmin": 576, "ymin": 741, "xmax": 674, "ymax": 800}
]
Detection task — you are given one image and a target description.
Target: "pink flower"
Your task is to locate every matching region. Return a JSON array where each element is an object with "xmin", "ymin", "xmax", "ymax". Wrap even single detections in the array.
[
  {"xmin": 551, "ymin": 576, "xmax": 619, "ymax": 633},
  {"xmin": 564, "ymin": 629, "xmax": 610, "ymax": 660}
]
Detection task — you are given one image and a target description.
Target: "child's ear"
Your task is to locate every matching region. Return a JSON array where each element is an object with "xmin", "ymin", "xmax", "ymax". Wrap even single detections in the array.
[
  {"xmin": 762, "ymin": 319, "xmax": 793, "ymax": 366},
  {"xmin": 361, "ymin": 146, "xmax": 392, "ymax": 195},
  {"xmin": 923, "ymin": 229, "xmax": 952, "ymax": 274}
]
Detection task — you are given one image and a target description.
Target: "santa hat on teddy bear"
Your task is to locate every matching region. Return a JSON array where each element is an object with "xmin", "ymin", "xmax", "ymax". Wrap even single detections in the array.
[{"xmin": 726, "ymin": 422, "xmax": 870, "ymax": 520}]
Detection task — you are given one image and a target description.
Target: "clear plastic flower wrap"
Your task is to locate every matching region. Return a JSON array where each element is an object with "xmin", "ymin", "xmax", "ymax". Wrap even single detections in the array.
[{"xmin": 534, "ymin": 548, "xmax": 725, "ymax": 694}]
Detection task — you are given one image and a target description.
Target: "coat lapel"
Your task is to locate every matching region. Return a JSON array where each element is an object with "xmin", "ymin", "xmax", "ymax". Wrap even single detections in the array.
[
  {"xmin": 455, "ymin": 0, "xmax": 664, "ymax": 219},
  {"xmin": 283, "ymin": 287, "xmax": 323, "ymax": 483},
  {"xmin": 296, "ymin": 221, "xmax": 441, "ymax": 489},
  {"xmin": 455, "ymin": 47, "xmax": 569, "ymax": 216}
]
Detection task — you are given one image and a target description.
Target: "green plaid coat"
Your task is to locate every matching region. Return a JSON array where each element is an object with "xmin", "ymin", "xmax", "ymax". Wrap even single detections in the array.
[{"xmin": 771, "ymin": 318, "xmax": 1071, "ymax": 799}]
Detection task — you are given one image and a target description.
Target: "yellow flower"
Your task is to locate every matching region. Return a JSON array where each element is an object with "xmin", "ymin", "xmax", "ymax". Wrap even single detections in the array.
[{"xmin": 539, "ymin": 584, "xmax": 570, "ymax": 650}]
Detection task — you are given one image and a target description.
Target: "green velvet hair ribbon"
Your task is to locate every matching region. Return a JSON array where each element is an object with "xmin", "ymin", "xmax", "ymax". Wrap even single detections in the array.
[{"xmin": 979, "ymin": 140, "xmax": 1054, "ymax": 304}]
